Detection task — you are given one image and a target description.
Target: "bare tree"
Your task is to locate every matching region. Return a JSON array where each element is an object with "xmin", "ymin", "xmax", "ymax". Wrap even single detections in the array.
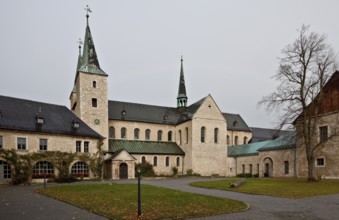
[{"xmin": 259, "ymin": 25, "xmax": 337, "ymax": 181}]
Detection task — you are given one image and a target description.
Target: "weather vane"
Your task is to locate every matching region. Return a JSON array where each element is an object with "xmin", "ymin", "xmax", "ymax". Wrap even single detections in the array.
[
  {"xmin": 85, "ymin": 5, "xmax": 92, "ymax": 16},
  {"xmin": 77, "ymin": 38, "xmax": 83, "ymax": 46}
]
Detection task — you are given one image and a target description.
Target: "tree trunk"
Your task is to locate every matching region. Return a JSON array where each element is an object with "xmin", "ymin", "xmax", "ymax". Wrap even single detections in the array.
[{"xmin": 307, "ymin": 156, "xmax": 316, "ymax": 181}]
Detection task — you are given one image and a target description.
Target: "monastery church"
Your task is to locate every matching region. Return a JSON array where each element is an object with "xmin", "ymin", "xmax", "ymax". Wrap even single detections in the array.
[{"xmin": 1, "ymin": 12, "xmax": 339, "ymax": 183}]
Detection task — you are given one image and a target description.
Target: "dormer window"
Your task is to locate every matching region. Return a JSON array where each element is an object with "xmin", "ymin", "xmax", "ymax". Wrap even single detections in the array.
[
  {"xmin": 121, "ymin": 110, "xmax": 126, "ymax": 116},
  {"xmin": 72, "ymin": 120, "xmax": 80, "ymax": 129},
  {"xmin": 35, "ymin": 116, "xmax": 44, "ymax": 125}
]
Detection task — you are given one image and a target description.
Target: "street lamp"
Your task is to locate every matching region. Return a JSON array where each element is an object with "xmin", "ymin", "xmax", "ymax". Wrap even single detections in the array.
[
  {"xmin": 43, "ymin": 164, "xmax": 47, "ymax": 189},
  {"xmin": 137, "ymin": 168, "xmax": 141, "ymax": 217}
]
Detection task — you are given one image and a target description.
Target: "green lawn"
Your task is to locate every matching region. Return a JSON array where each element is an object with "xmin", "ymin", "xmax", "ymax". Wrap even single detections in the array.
[
  {"xmin": 191, "ymin": 178, "xmax": 339, "ymax": 198},
  {"xmin": 36, "ymin": 183, "xmax": 247, "ymax": 220}
]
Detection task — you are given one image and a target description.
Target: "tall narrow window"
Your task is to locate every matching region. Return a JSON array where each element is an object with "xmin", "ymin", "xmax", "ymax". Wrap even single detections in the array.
[
  {"xmin": 185, "ymin": 127, "xmax": 189, "ymax": 144},
  {"xmin": 153, "ymin": 156, "xmax": 158, "ymax": 167},
  {"xmin": 201, "ymin": 126, "xmax": 206, "ymax": 143},
  {"xmin": 145, "ymin": 129, "xmax": 151, "ymax": 140},
  {"xmin": 17, "ymin": 137, "xmax": 26, "ymax": 150},
  {"xmin": 249, "ymin": 164, "xmax": 253, "ymax": 174},
  {"xmin": 168, "ymin": 131, "xmax": 172, "ymax": 141},
  {"xmin": 134, "ymin": 128, "xmax": 140, "ymax": 140},
  {"xmin": 76, "ymin": 141, "xmax": 81, "ymax": 152},
  {"xmin": 121, "ymin": 127, "xmax": 127, "ymax": 139},
  {"xmin": 257, "ymin": 164, "xmax": 259, "ymax": 175},
  {"xmin": 234, "ymin": 136, "xmax": 239, "ymax": 145},
  {"xmin": 165, "ymin": 156, "xmax": 170, "ymax": 167},
  {"xmin": 176, "ymin": 157, "xmax": 180, "ymax": 166},
  {"xmin": 39, "ymin": 139, "xmax": 47, "ymax": 151},
  {"xmin": 109, "ymin": 126, "xmax": 115, "ymax": 139},
  {"xmin": 214, "ymin": 128, "xmax": 219, "ymax": 143},
  {"xmin": 84, "ymin": 141, "xmax": 89, "ymax": 153},
  {"xmin": 179, "ymin": 130, "xmax": 182, "ymax": 144},
  {"xmin": 92, "ymin": 98, "xmax": 97, "ymax": 107},
  {"xmin": 141, "ymin": 156, "xmax": 146, "ymax": 165},
  {"xmin": 92, "ymin": 81, "xmax": 97, "ymax": 88},
  {"xmin": 244, "ymin": 136, "xmax": 248, "ymax": 144},
  {"xmin": 227, "ymin": 135, "xmax": 230, "ymax": 145},
  {"xmin": 157, "ymin": 130, "xmax": 163, "ymax": 141},
  {"xmin": 284, "ymin": 161, "xmax": 289, "ymax": 174},
  {"xmin": 242, "ymin": 164, "xmax": 245, "ymax": 174},
  {"xmin": 319, "ymin": 126, "xmax": 328, "ymax": 143},
  {"xmin": 0, "ymin": 136, "xmax": 3, "ymax": 149}
]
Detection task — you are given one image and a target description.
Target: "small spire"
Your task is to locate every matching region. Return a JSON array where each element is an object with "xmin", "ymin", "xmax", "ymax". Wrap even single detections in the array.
[
  {"xmin": 177, "ymin": 56, "xmax": 188, "ymax": 108},
  {"xmin": 77, "ymin": 38, "xmax": 83, "ymax": 55}
]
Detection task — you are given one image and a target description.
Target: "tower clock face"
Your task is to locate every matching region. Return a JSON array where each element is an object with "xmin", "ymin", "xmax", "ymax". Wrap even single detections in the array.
[{"xmin": 94, "ymin": 119, "xmax": 100, "ymax": 125}]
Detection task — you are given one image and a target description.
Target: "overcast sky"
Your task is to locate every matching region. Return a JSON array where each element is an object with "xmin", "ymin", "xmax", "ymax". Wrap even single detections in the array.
[{"xmin": 1, "ymin": 0, "xmax": 339, "ymax": 128}]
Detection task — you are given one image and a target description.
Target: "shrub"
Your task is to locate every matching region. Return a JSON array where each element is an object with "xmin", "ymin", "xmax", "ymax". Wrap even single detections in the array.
[
  {"xmin": 236, "ymin": 173, "xmax": 253, "ymax": 178},
  {"xmin": 135, "ymin": 162, "xmax": 156, "ymax": 177},
  {"xmin": 172, "ymin": 166, "xmax": 178, "ymax": 176}
]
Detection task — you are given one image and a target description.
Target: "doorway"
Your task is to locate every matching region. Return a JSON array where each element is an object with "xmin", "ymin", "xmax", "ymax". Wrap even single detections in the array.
[{"xmin": 119, "ymin": 163, "xmax": 128, "ymax": 179}]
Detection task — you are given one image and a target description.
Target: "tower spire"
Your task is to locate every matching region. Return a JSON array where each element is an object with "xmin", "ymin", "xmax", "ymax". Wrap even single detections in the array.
[
  {"xmin": 177, "ymin": 56, "xmax": 188, "ymax": 107},
  {"xmin": 78, "ymin": 5, "xmax": 107, "ymax": 76}
]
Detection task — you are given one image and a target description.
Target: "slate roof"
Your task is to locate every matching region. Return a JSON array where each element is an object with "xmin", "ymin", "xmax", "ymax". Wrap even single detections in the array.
[
  {"xmin": 0, "ymin": 95, "xmax": 102, "ymax": 138},
  {"xmin": 107, "ymin": 139, "xmax": 185, "ymax": 155},
  {"xmin": 223, "ymin": 113, "xmax": 252, "ymax": 132},
  {"xmin": 108, "ymin": 97, "xmax": 251, "ymax": 130},
  {"xmin": 250, "ymin": 127, "xmax": 290, "ymax": 143}
]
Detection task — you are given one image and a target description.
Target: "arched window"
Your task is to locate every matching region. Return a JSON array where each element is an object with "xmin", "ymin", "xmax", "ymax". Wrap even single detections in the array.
[
  {"xmin": 92, "ymin": 81, "xmax": 97, "ymax": 88},
  {"xmin": 185, "ymin": 127, "xmax": 189, "ymax": 144},
  {"xmin": 157, "ymin": 130, "xmax": 163, "ymax": 141},
  {"xmin": 244, "ymin": 136, "xmax": 248, "ymax": 144},
  {"xmin": 134, "ymin": 128, "xmax": 140, "ymax": 140},
  {"xmin": 235, "ymin": 136, "xmax": 239, "ymax": 145},
  {"xmin": 141, "ymin": 156, "xmax": 146, "ymax": 164},
  {"xmin": 109, "ymin": 126, "xmax": 115, "ymax": 139},
  {"xmin": 32, "ymin": 161, "xmax": 54, "ymax": 179},
  {"xmin": 214, "ymin": 128, "xmax": 219, "ymax": 143},
  {"xmin": 176, "ymin": 157, "xmax": 180, "ymax": 167},
  {"xmin": 153, "ymin": 156, "xmax": 158, "ymax": 167},
  {"xmin": 121, "ymin": 127, "xmax": 127, "ymax": 139},
  {"xmin": 168, "ymin": 131, "xmax": 172, "ymax": 141},
  {"xmin": 201, "ymin": 126, "xmax": 206, "ymax": 143},
  {"xmin": 145, "ymin": 129, "xmax": 151, "ymax": 140},
  {"xmin": 165, "ymin": 156, "xmax": 170, "ymax": 167},
  {"xmin": 227, "ymin": 135, "xmax": 230, "ymax": 145},
  {"xmin": 179, "ymin": 130, "xmax": 182, "ymax": 145},
  {"xmin": 71, "ymin": 162, "xmax": 89, "ymax": 177},
  {"xmin": 0, "ymin": 160, "xmax": 11, "ymax": 179}
]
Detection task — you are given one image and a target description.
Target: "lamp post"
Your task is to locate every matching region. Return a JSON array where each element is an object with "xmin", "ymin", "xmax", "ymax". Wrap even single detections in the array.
[
  {"xmin": 137, "ymin": 168, "xmax": 141, "ymax": 217},
  {"xmin": 43, "ymin": 164, "xmax": 47, "ymax": 189}
]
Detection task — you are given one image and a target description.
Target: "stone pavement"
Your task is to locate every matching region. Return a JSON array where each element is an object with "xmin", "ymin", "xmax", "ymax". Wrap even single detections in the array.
[{"xmin": 1, "ymin": 178, "xmax": 339, "ymax": 220}]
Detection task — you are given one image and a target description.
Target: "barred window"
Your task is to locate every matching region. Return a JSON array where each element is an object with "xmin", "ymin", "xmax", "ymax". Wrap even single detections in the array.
[
  {"xmin": 84, "ymin": 141, "xmax": 89, "ymax": 153},
  {"xmin": 17, "ymin": 137, "xmax": 26, "ymax": 150},
  {"xmin": 0, "ymin": 160, "xmax": 11, "ymax": 179},
  {"xmin": 32, "ymin": 161, "xmax": 54, "ymax": 179},
  {"xmin": 39, "ymin": 139, "xmax": 47, "ymax": 151},
  {"xmin": 76, "ymin": 141, "xmax": 81, "ymax": 152},
  {"xmin": 71, "ymin": 162, "xmax": 89, "ymax": 177}
]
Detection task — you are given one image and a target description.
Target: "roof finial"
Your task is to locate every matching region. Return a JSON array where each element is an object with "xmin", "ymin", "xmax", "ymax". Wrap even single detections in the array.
[
  {"xmin": 77, "ymin": 38, "xmax": 83, "ymax": 55},
  {"xmin": 181, "ymin": 55, "xmax": 183, "ymax": 62},
  {"xmin": 84, "ymin": 5, "xmax": 92, "ymax": 26}
]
